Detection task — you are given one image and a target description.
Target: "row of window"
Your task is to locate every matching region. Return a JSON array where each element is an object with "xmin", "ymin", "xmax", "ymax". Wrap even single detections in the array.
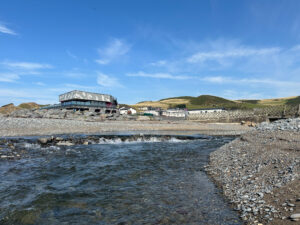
[{"xmin": 62, "ymin": 100, "xmax": 107, "ymax": 107}]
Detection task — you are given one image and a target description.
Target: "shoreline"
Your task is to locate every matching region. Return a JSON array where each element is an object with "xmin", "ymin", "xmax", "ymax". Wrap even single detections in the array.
[
  {"xmin": 206, "ymin": 129, "xmax": 300, "ymax": 224},
  {"xmin": 0, "ymin": 117, "xmax": 251, "ymax": 137}
]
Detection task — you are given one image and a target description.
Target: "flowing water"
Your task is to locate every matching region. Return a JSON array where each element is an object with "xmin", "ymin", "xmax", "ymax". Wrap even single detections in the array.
[{"xmin": 0, "ymin": 133, "xmax": 241, "ymax": 225}]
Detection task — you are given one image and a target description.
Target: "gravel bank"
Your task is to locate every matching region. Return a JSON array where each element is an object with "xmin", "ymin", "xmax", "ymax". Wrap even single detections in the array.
[
  {"xmin": 0, "ymin": 117, "xmax": 251, "ymax": 137},
  {"xmin": 206, "ymin": 119, "xmax": 300, "ymax": 224}
]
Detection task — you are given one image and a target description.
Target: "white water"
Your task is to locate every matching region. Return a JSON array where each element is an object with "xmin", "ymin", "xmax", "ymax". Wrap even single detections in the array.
[{"xmin": 97, "ymin": 137, "xmax": 186, "ymax": 144}]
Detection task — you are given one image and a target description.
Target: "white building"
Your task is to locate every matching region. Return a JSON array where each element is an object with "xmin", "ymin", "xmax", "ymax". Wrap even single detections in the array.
[
  {"xmin": 162, "ymin": 109, "xmax": 187, "ymax": 118},
  {"xmin": 119, "ymin": 107, "xmax": 137, "ymax": 115},
  {"xmin": 144, "ymin": 110, "xmax": 160, "ymax": 116},
  {"xmin": 128, "ymin": 108, "xmax": 137, "ymax": 115},
  {"xmin": 188, "ymin": 108, "xmax": 225, "ymax": 115}
]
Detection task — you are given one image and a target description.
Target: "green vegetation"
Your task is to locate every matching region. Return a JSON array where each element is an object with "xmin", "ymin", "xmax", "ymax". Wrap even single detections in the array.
[
  {"xmin": 161, "ymin": 95, "xmax": 263, "ymax": 110},
  {"xmin": 286, "ymin": 96, "xmax": 300, "ymax": 105},
  {"xmin": 237, "ymin": 100, "xmax": 259, "ymax": 104},
  {"xmin": 18, "ymin": 102, "xmax": 40, "ymax": 109},
  {"xmin": 135, "ymin": 95, "xmax": 300, "ymax": 110}
]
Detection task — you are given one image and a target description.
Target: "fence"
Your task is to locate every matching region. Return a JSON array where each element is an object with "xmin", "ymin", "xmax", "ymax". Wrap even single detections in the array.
[{"xmin": 187, "ymin": 105, "xmax": 300, "ymax": 122}]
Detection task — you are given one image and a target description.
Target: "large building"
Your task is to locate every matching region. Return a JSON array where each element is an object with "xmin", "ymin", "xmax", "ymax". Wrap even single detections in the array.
[{"xmin": 44, "ymin": 90, "xmax": 118, "ymax": 114}]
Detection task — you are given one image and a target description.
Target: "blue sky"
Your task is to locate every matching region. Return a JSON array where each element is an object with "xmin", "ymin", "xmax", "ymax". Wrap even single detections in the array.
[{"xmin": 1, "ymin": 0, "xmax": 300, "ymax": 105}]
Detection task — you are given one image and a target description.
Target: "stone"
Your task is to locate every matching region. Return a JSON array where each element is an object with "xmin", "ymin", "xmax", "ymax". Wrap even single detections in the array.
[
  {"xmin": 57, "ymin": 141, "xmax": 74, "ymax": 146},
  {"xmin": 38, "ymin": 137, "xmax": 50, "ymax": 144},
  {"xmin": 290, "ymin": 214, "xmax": 300, "ymax": 221}
]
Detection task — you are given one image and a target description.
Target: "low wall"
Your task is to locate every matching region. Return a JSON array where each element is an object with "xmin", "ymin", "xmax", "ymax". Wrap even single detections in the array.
[{"xmin": 187, "ymin": 105, "xmax": 300, "ymax": 122}]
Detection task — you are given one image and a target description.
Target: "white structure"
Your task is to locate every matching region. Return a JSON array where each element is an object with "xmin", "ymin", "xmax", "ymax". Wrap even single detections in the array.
[
  {"xmin": 188, "ymin": 108, "xmax": 225, "ymax": 115},
  {"xmin": 144, "ymin": 110, "xmax": 160, "ymax": 116},
  {"xmin": 119, "ymin": 107, "xmax": 128, "ymax": 115},
  {"xmin": 59, "ymin": 90, "xmax": 116, "ymax": 103},
  {"xmin": 162, "ymin": 109, "xmax": 187, "ymax": 118},
  {"xmin": 119, "ymin": 107, "xmax": 137, "ymax": 115},
  {"xmin": 128, "ymin": 108, "xmax": 137, "ymax": 115},
  {"xmin": 139, "ymin": 106, "xmax": 150, "ymax": 111}
]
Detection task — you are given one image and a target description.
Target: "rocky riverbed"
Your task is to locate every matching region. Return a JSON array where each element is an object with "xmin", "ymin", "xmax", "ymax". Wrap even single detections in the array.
[{"xmin": 206, "ymin": 118, "xmax": 300, "ymax": 224}]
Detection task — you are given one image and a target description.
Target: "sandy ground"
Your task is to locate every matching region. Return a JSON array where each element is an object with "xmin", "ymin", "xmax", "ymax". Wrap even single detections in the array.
[{"xmin": 0, "ymin": 117, "xmax": 252, "ymax": 137}]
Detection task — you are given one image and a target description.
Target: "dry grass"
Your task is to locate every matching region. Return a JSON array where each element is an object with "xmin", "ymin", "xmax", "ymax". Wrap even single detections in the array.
[
  {"xmin": 134, "ymin": 101, "xmax": 169, "ymax": 109},
  {"xmin": 159, "ymin": 99, "xmax": 190, "ymax": 104},
  {"xmin": 259, "ymin": 96, "xmax": 296, "ymax": 105}
]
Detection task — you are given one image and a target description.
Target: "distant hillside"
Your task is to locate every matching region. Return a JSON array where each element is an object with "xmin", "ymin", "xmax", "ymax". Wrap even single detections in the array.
[
  {"xmin": 134, "ymin": 95, "xmax": 300, "ymax": 110},
  {"xmin": 236, "ymin": 96, "xmax": 300, "ymax": 106},
  {"xmin": 0, "ymin": 102, "xmax": 42, "ymax": 114}
]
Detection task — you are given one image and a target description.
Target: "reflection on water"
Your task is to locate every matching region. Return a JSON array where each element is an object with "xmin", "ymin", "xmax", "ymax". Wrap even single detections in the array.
[{"xmin": 0, "ymin": 135, "xmax": 241, "ymax": 225}]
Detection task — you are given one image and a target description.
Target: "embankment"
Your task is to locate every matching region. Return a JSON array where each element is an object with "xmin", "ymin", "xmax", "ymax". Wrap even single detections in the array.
[
  {"xmin": 0, "ymin": 117, "xmax": 251, "ymax": 137},
  {"xmin": 206, "ymin": 118, "xmax": 300, "ymax": 224}
]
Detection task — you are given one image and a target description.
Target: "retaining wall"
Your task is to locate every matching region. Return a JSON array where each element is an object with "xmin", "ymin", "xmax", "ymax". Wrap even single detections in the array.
[{"xmin": 187, "ymin": 105, "xmax": 300, "ymax": 122}]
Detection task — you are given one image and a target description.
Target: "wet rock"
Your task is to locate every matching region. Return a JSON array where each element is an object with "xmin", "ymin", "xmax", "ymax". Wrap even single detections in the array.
[
  {"xmin": 38, "ymin": 137, "xmax": 50, "ymax": 144},
  {"xmin": 57, "ymin": 141, "xmax": 74, "ymax": 146},
  {"xmin": 55, "ymin": 137, "xmax": 64, "ymax": 141}
]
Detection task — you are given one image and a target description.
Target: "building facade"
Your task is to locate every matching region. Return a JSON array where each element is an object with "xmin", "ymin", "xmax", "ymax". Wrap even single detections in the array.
[
  {"xmin": 188, "ymin": 108, "xmax": 225, "ymax": 115},
  {"xmin": 162, "ymin": 109, "xmax": 187, "ymax": 118},
  {"xmin": 43, "ymin": 90, "xmax": 118, "ymax": 114}
]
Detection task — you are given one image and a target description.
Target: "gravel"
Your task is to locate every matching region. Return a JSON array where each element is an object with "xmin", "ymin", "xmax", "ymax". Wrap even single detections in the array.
[
  {"xmin": 206, "ymin": 118, "xmax": 300, "ymax": 224},
  {"xmin": 0, "ymin": 117, "xmax": 251, "ymax": 137},
  {"xmin": 257, "ymin": 118, "xmax": 300, "ymax": 131}
]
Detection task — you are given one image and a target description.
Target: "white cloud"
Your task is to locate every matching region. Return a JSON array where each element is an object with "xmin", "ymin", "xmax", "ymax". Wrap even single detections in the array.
[
  {"xmin": 97, "ymin": 72, "xmax": 122, "ymax": 87},
  {"xmin": 66, "ymin": 50, "xmax": 78, "ymax": 60},
  {"xmin": 149, "ymin": 60, "xmax": 167, "ymax": 67},
  {"xmin": 2, "ymin": 61, "xmax": 52, "ymax": 70},
  {"xmin": 0, "ymin": 23, "xmax": 17, "ymax": 35},
  {"xmin": 64, "ymin": 71, "xmax": 87, "ymax": 78},
  {"xmin": 202, "ymin": 75, "xmax": 300, "ymax": 88},
  {"xmin": 0, "ymin": 73, "xmax": 19, "ymax": 82},
  {"xmin": 33, "ymin": 82, "xmax": 45, "ymax": 86},
  {"xmin": 187, "ymin": 47, "xmax": 281, "ymax": 63},
  {"xmin": 64, "ymin": 83, "xmax": 98, "ymax": 90},
  {"xmin": 96, "ymin": 38, "xmax": 130, "ymax": 65},
  {"xmin": 127, "ymin": 71, "xmax": 194, "ymax": 80},
  {"xmin": 0, "ymin": 88, "xmax": 58, "ymax": 105},
  {"xmin": 222, "ymin": 90, "xmax": 268, "ymax": 100}
]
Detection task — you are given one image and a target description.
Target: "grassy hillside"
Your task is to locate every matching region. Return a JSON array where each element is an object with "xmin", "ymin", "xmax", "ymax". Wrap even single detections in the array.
[
  {"xmin": 134, "ymin": 95, "xmax": 300, "ymax": 110},
  {"xmin": 0, "ymin": 102, "xmax": 42, "ymax": 114},
  {"xmin": 236, "ymin": 96, "xmax": 300, "ymax": 106}
]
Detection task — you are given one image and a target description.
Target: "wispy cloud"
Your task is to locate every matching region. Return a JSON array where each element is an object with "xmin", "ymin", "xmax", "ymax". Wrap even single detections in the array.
[
  {"xmin": 0, "ymin": 23, "xmax": 17, "ymax": 35},
  {"xmin": 95, "ymin": 38, "xmax": 130, "ymax": 65},
  {"xmin": 66, "ymin": 50, "xmax": 78, "ymax": 60},
  {"xmin": 64, "ymin": 71, "xmax": 87, "ymax": 78},
  {"xmin": 202, "ymin": 75, "xmax": 300, "ymax": 88},
  {"xmin": 64, "ymin": 83, "xmax": 98, "ymax": 90},
  {"xmin": 0, "ymin": 88, "xmax": 58, "ymax": 105},
  {"xmin": 33, "ymin": 82, "xmax": 45, "ymax": 86},
  {"xmin": 149, "ymin": 60, "xmax": 167, "ymax": 67},
  {"xmin": 97, "ymin": 72, "xmax": 122, "ymax": 87},
  {"xmin": 127, "ymin": 71, "xmax": 194, "ymax": 80},
  {"xmin": 187, "ymin": 47, "xmax": 280, "ymax": 63},
  {"xmin": 2, "ymin": 61, "xmax": 52, "ymax": 70},
  {"xmin": 0, "ymin": 73, "xmax": 19, "ymax": 82}
]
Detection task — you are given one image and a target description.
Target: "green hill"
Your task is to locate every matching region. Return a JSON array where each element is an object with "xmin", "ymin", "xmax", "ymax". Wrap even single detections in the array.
[{"xmin": 135, "ymin": 95, "xmax": 300, "ymax": 110}]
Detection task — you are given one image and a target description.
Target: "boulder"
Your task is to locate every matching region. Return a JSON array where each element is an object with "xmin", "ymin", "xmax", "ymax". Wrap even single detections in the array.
[{"xmin": 290, "ymin": 213, "xmax": 300, "ymax": 221}]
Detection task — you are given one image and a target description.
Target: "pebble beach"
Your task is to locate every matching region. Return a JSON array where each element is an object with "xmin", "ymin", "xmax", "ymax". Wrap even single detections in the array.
[
  {"xmin": 0, "ymin": 117, "xmax": 251, "ymax": 137},
  {"xmin": 206, "ymin": 119, "xmax": 300, "ymax": 224}
]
